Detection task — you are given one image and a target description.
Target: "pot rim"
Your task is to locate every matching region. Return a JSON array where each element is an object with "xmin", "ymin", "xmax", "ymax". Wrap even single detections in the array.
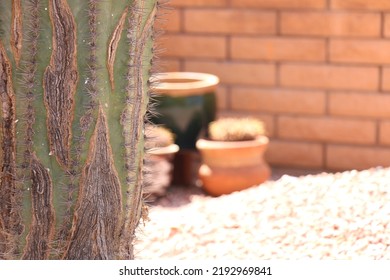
[
  {"xmin": 196, "ymin": 136, "xmax": 269, "ymax": 150},
  {"xmin": 147, "ymin": 143, "xmax": 179, "ymax": 155},
  {"xmin": 150, "ymin": 72, "xmax": 219, "ymax": 96}
]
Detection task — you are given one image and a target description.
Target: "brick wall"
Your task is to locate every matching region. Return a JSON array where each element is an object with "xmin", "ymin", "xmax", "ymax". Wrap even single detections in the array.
[{"xmin": 157, "ymin": 0, "xmax": 390, "ymax": 171}]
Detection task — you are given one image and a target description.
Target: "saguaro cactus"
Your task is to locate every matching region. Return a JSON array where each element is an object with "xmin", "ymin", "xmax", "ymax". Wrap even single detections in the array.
[{"xmin": 0, "ymin": 0, "xmax": 158, "ymax": 259}]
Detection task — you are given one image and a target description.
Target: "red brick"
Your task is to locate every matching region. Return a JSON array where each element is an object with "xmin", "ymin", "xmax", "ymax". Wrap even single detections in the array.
[
  {"xmin": 230, "ymin": 88, "xmax": 325, "ymax": 115},
  {"xmin": 184, "ymin": 9, "xmax": 276, "ymax": 35},
  {"xmin": 329, "ymin": 92, "xmax": 390, "ymax": 118},
  {"xmin": 218, "ymin": 110, "xmax": 275, "ymax": 137},
  {"xmin": 216, "ymin": 85, "xmax": 228, "ymax": 110},
  {"xmin": 231, "ymin": 37, "xmax": 326, "ymax": 62},
  {"xmin": 382, "ymin": 67, "xmax": 390, "ymax": 91},
  {"xmin": 156, "ymin": 8, "xmax": 181, "ymax": 33},
  {"xmin": 379, "ymin": 121, "xmax": 390, "ymax": 145},
  {"xmin": 170, "ymin": 0, "xmax": 227, "ymax": 7},
  {"xmin": 160, "ymin": 34, "xmax": 226, "ymax": 59},
  {"xmin": 332, "ymin": 0, "xmax": 390, "ymax": 10},
  {"xmin": 280, "ymin": 64, "xmax": 379, "ymax": 91},
  {"xmin": 281, "ymin": 12, "xmax": 381, "ymax": 37},
  {"xmin": 160, "ymin": 58, "xmax": 181, "ymax": 72},
  {"xmin": 231, "ymin": 0, "xmax": 326, "ymax": 9},
  {"xmin": 330, "ymin": 39, "xmax": 390, "ymax": 64},
  {"xmin": 266, "ymin": 140, "xmax": 323, "ymax": 168},
  {"xmin": 185, "ymin": 61, "xmax": 276, "ymax": 86},
  {"xmin": 327, "ymin": 145, "xmax": 390, "ymax": 170},
  {"xmin": 385, "ymin": 14, "xmax": 390, "ymax": 37},
  {"xmin": 278, "ymin": 116, "xmax": 376, "ymax": 144}
]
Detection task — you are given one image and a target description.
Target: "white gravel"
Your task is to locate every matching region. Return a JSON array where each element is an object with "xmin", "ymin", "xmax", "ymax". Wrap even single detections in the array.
[{"xmin": 134, "ymin": 167, "xmax": 390, "ymax": 259}]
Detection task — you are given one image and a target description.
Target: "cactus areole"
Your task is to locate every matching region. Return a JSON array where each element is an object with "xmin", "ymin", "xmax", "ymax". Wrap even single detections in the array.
[{"xmin": 0, "ymin": 0, "xmax": 158, "ymax": 259}]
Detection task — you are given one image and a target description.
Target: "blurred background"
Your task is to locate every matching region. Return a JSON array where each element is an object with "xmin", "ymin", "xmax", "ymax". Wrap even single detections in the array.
[
  {"xmin": 155, "ymin": 0, "xmax": 390, "ymax": 172},
  {"xmin": 135, "ymin": 1, "xmax": 390, "ymax": 260}
]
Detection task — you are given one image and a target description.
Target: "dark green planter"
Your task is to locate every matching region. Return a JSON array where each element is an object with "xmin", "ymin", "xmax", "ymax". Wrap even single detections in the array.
[{"xmin": 152, "ymin": 72, "xmax": 219, "ymax": 150}]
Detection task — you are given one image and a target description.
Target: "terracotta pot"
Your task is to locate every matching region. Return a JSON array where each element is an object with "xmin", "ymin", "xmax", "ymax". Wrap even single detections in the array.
[
  {"xmin": 196, "ymin": 137, "xmax": 271, "ymax": 196},
  {"xmin": 146, "ymin": 144, "xmax": 179, "ymax": 197},
  {"xmin": 172, "ymin": 149, "xmax": 200, "ymax": 186}
]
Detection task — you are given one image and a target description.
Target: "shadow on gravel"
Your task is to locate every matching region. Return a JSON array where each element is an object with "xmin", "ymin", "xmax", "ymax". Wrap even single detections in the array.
[
  {"xmin": 270, "ymin": 167, "xmax": 326, "ymax": 181},
  {"xmin": 147, "ymin": 166, "xmax": 326, "ymax": 208},
  {"xmin": 147, "ymin": 183, "xmax": 206, "ymax": 208}
]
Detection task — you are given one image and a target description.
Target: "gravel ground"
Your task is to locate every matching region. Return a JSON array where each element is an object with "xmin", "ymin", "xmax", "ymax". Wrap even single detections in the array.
[{"xmin": 134, "ymin": 167, "xmax": 390, "ymax": 259}]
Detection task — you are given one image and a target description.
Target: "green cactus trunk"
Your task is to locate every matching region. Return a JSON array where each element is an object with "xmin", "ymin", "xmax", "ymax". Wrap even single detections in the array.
[{"xmin": 0, "ymin": 0, "xmax": 158, "ymax": 260}]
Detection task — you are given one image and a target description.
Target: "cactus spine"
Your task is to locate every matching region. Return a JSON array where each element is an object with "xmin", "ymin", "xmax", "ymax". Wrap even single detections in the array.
[{"xmin": 0, "ymin": 0, "xmax": 158, "ymax": 260}]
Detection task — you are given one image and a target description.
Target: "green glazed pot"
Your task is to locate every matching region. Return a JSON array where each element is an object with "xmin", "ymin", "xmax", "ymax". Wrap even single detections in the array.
[{"xmin": 152, "ymin": 72, "xmax": 219, "ymax": 150}]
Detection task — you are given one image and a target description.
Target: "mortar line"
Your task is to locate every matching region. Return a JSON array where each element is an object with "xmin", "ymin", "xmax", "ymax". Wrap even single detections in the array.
[
  {"xmin": 179, "ymin": 7, "xmax": 185, "ymax": 33},
  {"xmin": 226, "ymin": 35, "xmax": 232, "ymax": 61},
  {"xmin": 376, "ymin": 120, "xmax": 381, "ymax": 145},
  {"xmin": 276, "ymin": 10, "xmax": 281, "ymax": 36},
  {"xmin": 381, "ymin": 12, "xmax": 385, "ymax": 39},
  {"xmin": 325, "ymin": 38, "xmax": 330, "ymax": 63},
  {"xmin": 323, "ymin": 144, "xmax": 327, "ymax": 170}
]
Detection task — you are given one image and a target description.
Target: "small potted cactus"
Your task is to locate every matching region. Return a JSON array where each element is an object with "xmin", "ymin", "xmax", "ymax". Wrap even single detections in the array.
[
  {"xmin": 196, "ymin": 117, "xmax": 271, "ymax": 196},
  {"xmin": 145, "ymin": 126, "xmax": 179, "ymax": 197}
]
